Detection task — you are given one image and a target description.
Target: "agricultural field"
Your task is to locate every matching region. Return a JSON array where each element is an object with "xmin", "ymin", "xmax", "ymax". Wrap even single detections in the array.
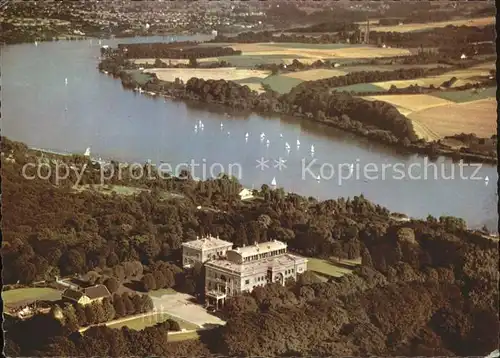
[
  {"xmin": 358, "ymin": 16, "xmax": 494, "ymax": 33},
  {"xmin": 282, "ymin": 68, "xmax": 347, "ymax": 81},
  {"xmin": 203, "ymin": 43, "xmax": 411, "ymax": 60},
  {"xmin": 3, "ymin": 287, "xmax": 61, "ymax": 306},
  {"xmin": 145, "ymin": 68, "xmax": 270, "ymax": 83},
  {"xmin": 407, "ymin": 98, "xmax": 496, "ymax": 139},
  {"xmin": 362, "ymin": 94, "xmax": 455, "ymax": 116},
  {"xmin": 261, "ymin": 75, "xmax": 304, "ymax": 94},
  {"xmin": 333, "ymin": 83, "xmax": 387, "ymax": 93},
  {"xmin": 371, "ymin": 65, "xmax": 493, "ymax": 91},
  {"xmin": 430, "ymin": 86, "xmax": 496, "ymax": 103}
]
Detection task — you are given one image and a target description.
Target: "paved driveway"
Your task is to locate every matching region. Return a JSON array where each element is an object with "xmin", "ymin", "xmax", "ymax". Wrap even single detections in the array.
[{"xmin": 150, "ymin": 292, "xmax": 225, "ymax": 328}]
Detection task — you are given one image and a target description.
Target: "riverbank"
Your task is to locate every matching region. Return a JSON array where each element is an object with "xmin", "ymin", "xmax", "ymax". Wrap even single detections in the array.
[{"xmin": 99, "ymin": 60, "xmax": 497, "ymax": 165}]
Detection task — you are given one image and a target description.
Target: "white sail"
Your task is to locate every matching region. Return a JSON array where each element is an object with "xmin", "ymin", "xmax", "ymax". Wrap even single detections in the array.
[
  {"xmin": 84, "ymin": 147, "xmax": 91, "ymax": 157},
  {"xmin": 310, "ymin": 145, "xmax": 315, "ymax": 153},
  {"xmin": 280, "ymin": 133, "xmax": 283, "ymax": 138},
  {"xmin": 285, "ymin": 142, "xmax": 290, "ymax": 149},
  {"xmin": 64, "ymin": 78, "xmax": 68, "ymax": 86},
  {"xmin": 296, "ymin": 139, "xmax": 300, "ymax": 146},
  {"xmin": 245, "ymin": 132, "xmax": 249, "ymax": 138},
  {"xmin": 271, "ymin": 177, "xmax": 277, "ymax": 186},
  {"xmin": 266, "ymin": 139, "xmax": 270, "ymax": 145}
]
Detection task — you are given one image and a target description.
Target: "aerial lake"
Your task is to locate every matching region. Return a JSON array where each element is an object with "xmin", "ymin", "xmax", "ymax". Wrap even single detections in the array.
[{"xmin": 2, "ymin": 36, "xmax": 497, "ymax": 231}]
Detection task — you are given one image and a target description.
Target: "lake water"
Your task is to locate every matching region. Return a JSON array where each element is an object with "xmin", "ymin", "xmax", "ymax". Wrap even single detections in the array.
[{"xmin": 2, "ymin": 36, "xmax": 497, "ymax": 230}]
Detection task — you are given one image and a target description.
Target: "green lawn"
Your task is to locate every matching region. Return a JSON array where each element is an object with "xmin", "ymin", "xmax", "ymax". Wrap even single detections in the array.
[
  {"xmin": 3, "ymin": 287, "xmax": 61, "ymax": 305},
  {"xmin": 168, "ymin": 330, "xmax": 200, "ymax": 342},
  {"xmin": 429, "ymin": 86, "xmax": 496, "ymax": 103},
  {"xmin": 148, "ymin": 288, "xmax": 178, "ymax": 298},
  {"xmin": 307, "ymin": 258, "xmax": 355, "ymax": 278},
  {"xmin": 261, "ymin": 75, "xmax": 304, "ymax": 94},
  {"xmin": 333, "ymin": 83, "xmax": 387, "ymax": 93},
  {"xmin": 107, "ymin": 312, "xmax": 198, "ymax": 331}
]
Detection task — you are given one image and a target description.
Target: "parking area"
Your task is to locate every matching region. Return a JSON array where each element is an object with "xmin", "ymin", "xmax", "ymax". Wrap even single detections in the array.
[{"xmin": 150, "ymin": 291, "xmax": 225, "ymax": 328}]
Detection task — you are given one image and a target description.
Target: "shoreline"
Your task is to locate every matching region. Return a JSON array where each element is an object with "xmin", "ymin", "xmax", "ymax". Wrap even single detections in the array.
[{"xmin": 106, "ymin": 69, "xmax": 497, "ymax": 165}]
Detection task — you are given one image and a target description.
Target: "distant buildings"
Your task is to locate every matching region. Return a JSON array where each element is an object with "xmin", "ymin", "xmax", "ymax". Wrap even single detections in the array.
[{"xmin": 182, "ymin": 236, "xmax": 308, "ymax": 308}]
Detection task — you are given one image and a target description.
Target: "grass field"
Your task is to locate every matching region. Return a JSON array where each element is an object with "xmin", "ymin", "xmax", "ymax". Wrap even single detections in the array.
[
  {"xmin": 333, "ymin": 83, "xmax": 387, "ymax": 93},
  {"xmin": 168, "ymin": 331, "xmax": 200, "ymax": 342},
  {"xmin": 145, "ymin": 68, "xmax": 270, "ymax": 82},
  {"xmin": 3, "ymin": 288, "xmax": 61, "ymax": 306},
  {"xmin": 358, "ymin": 16, "xmax": 494, "ymax": 33},
  {"xmin": 261, "ymin": 75, "xmax": 304, "ymax": 94},
  {"xmin": 204, "ymin": 43, "xmax": 411, "ymax": 60},
  {"xmin": 362, "ymin": 94, "xmax": 455, "ymax": 116},
  {"xmin": 407, "ymin": 98, "xmax": 496, "ymax": 139},
  {"xmin": 148, "ymin": 288, "xmax": 178, "ymax": 298},
  {"xmin": 107, "ymin": 312, "xmax": 199, "ymax": 331},
  {"xmin": 73, "ymin": 184, "xmax": 149, "ymax": 196},
  {"xmin": 282, "ymin": 68, "xmax": 347, "ymax": 81},
  {"xmin": 307, "ymin": 258, "xmax": 358, "ymax": 278},
  {"xmin": 429, "ymin": 86, "xmax": 496, "ymax": 103}
]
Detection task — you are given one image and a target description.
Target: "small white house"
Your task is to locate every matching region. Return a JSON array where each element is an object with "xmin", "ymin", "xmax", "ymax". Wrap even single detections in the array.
[
  {"xmin": 333, "ymin": 63, "xmax": 341, "ymax": 68},
  {"xmin": 239, "ymin": 188, "xmax": 254, "ymax": 200},
  {"xmin": 460, "ymin": 53, "xmax": 467, "ymax": 60}
]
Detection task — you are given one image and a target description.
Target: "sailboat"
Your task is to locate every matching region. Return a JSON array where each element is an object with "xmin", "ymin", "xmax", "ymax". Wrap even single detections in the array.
[
  {"xmin": 245, "ymin": 132, "xmax": 249, "ymax": 139},
  {"xmin": 220, "ymin": 122, "xmax": 223, "ymax": 129},
  {"xmin": 227, "ymin": 131, "xmax": 231, "ymax": 136},
  {"xmin": 485, "ymin": 176, "xmax": 489, "ymax": 185},
  {"xmin": 296, "ymin": 139, "xmax": 300, "ymax": 146},
  {"xmin": 271, "ymin": 177, "xmax": 277, "ymax": 186},
  {"xmin": 84, "ymin": 147, "xmax": 91, "ymax": 157},
  {"xmin": 266, "ymin": 139, "xmax": 270, "ymax": 146},
  {"xmin": 280, "ymin": 133, "xmax": 283, "ymax": 138},
  {"xmin": 260, "ymin": 132, "xmax": 265, "ymax": 139},
  {"xmin": 316, "ymin": 174, "xmax": 321, "ymax": 182},
  {"xmin": 34, "ymin": 40, "xmax": 38, "ymax": 47},
  {"xmin": 194, "ymin": 124, "xmax": 198, "ymax": 132},
  {"xmin": 285, "ymin": 142, "xmax": 290, "ymax": 149},
  {"xmin": 64, "ymin": 78, "xmax": 68, "ymax": 86},
  {"xmin": 310, "ymin": 144, "xmax": 315, "ymax": 153}
]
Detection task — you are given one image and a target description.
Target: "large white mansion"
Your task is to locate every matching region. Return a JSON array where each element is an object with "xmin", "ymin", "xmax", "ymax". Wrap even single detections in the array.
[{"xmin": 182, "ymin": 236, "xmax": 308, "ymax": 308}]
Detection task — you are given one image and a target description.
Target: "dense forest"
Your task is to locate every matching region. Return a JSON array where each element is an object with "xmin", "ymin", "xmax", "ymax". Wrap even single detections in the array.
[
  {"xmin": 2, "ymin": 138, "xmax": 498, "ymax": 357},
  {"xmin": 116, "ymin": 42, "xmax": 241, "ymax": 59}
]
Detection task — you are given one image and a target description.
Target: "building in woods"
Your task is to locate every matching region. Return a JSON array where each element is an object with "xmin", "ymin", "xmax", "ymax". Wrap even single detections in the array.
[
  {"xmin": 62, "ymin": 284, "xmax": 111, "ymax": 306},
  {"xmin": 204, "ymin": 240, "xmax": 308, "ymax": 308},
  {"xmin": 181, "ymin": 235, "xmax": 234, "ymax": 268}
]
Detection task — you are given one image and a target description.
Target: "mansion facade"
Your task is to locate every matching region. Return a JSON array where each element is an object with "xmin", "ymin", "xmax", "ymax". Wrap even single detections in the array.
[{"xmin": 182, "ymin": 236, "xmax": 308, "ymax": 308}]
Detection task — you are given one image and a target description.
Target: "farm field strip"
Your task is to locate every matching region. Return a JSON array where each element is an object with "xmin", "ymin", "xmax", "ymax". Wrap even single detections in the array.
[
  {"xmin": 145, "ymin": 68, "xmax": 271, "ymax": 82},
  {"xmin": 361, "ymin": 94, "xmax": 455, "ymax": 114},
  {"xmin": 358, "ymin": 16, "xmax": 494, "ymax": 33},
  {"xmin": 407, "ymin": 98, "xmax": 497, "ymax": 138},
  {"xmin": 282, "ymin": 68, "xmax": 348, "ymax": 80}
]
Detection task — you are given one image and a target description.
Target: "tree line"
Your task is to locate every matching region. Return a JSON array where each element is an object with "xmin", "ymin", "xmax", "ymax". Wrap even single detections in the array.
[{"xmin": 115, "ymin": 42, "xmax": 241, "ymax": 59}]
